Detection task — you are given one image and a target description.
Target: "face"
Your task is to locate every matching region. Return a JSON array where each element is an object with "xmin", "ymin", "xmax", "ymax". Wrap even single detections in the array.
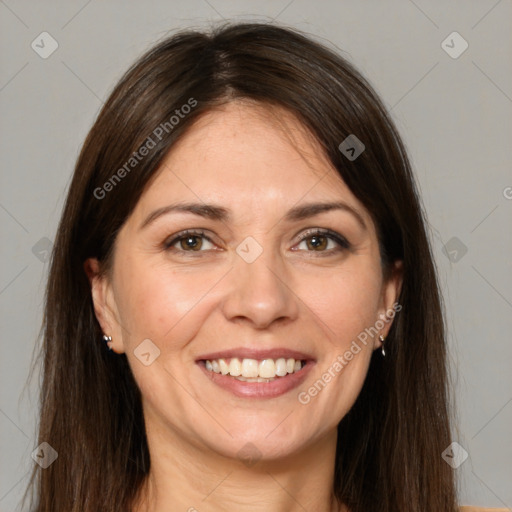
[{"xmin": 87, "ymin": 101, "xmax": 402, "ymax": 462}]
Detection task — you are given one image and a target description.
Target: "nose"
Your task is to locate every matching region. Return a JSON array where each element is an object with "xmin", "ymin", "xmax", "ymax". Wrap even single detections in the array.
[{"xmin": 221, "ymin": 244, "xmax": 299, "ymax": 330}]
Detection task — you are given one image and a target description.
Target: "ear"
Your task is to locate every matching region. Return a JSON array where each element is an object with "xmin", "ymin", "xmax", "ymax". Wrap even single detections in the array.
[
  {"xmin": 375, "ymin": 260, "xmax": 403, "ymax": 350},
  {"xmin": 83, "ymin": 258, "xmax": 126, "ymax": 354}
]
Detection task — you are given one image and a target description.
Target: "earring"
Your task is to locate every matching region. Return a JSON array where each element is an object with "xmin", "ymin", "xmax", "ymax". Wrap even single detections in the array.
[
  {"xmin": 379, "ymin": 334, "xmax": 386, "ymax": 356},
  {"xmin": 102, "ymin": 334, "xmax": 112, "ymax": 351}
]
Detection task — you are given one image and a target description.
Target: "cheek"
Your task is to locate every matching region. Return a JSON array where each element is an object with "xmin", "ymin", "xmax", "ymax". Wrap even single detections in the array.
[
  {"xmin": 113, "ymin": 257, "xmax": 223, "ymax": 349},
  {"xmin": 304, "ymin": 264, "xmax": 383, "ymax": 345},
  {"xmin": 297, "ymin": 298, "xmax": 378, "ymax": 425},
  {"xmin": 295, "ymin": 264, "xmax": 382, "ymax": 419}
]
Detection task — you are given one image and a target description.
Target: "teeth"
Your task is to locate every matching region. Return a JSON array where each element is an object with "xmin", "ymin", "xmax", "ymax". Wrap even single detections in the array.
[
  {"xmin": 228, "ymin": 358, "xmax": 242, "ymax": 376},
  {"xmin": 219, "ymin": 358, "xmax": 230, "ymax": 375},
  {"xmin": 258, "ymin": 359, "xmax": 275, "ymax": 379},
  {"xmin": 275, "ymin": 358, "xmax": 288, "ymax": 377},
  {"xmin": 204, "ymin": 357, "xmax": 305, "ymax": 379},
  {"xmin": 241, "ymin": 358, "xmax": 259, "ymax": 378},
  {"xmin": 235, "ymin": 375, "xmax": 276, "ymax": 383}
]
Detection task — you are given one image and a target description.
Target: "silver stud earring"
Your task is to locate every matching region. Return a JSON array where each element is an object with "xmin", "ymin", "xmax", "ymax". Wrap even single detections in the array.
[
  {"xmin": 379, "ymin": 334, "xmax": 386, "ymax": 356},
  {"xmin": 102, "ymin": 334, "xmax": 112, "ymax": 351}
]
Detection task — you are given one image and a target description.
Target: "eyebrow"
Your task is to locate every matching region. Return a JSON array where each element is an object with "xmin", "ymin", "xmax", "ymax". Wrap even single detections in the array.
[{"xmin": 140, "ymin": 200, "xmax": 367, "ymax": 231}]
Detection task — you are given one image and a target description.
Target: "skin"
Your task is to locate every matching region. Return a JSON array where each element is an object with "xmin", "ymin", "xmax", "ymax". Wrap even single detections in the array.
[{"xmin": 85, "ymin": 100, "xmax": 403, "ymax": 512}]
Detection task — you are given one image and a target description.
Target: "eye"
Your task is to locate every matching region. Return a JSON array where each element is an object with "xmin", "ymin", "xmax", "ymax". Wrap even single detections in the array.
[
  {"xmin": 164, "ymin": 229, "xmax": 216, "ymax": 253},
  {"xmin": 163, "ymin": 228, "xmax": 350, "ymax": 256},
  {"xmin": 294, "ymin": 228, "xmax": 350, "ymax": 254}
]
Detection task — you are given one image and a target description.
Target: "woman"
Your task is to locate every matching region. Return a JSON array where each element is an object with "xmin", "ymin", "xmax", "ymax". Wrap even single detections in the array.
[{"xmin": 25, "ymin": 21, "xmax": 495, "ymax": 512}]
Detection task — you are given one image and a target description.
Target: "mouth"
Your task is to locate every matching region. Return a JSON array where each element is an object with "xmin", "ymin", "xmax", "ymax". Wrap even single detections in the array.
[
  {"xmin": 200, "ymin": 356, "xmax": 307, "ymax": 381},
  {"xmin": 195, "ymin": 349, "xmax": 315, "ymax": 398}
]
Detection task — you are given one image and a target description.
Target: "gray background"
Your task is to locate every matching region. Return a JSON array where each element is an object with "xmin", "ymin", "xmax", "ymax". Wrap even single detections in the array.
[{"xmin": 1, "ymin": 1, "xmax": 511, "ymax": 510}]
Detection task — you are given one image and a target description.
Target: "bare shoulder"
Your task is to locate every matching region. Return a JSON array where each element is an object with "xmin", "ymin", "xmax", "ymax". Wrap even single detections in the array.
[{"xmin": 459, "ymin": 507, "xmax": 510, "ymax": 512}]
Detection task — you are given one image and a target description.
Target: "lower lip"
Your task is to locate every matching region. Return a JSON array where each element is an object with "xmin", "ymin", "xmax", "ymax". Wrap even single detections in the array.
[{"xmin": 197, "ymin": 360, "xmax": 315, "ymax": 399}]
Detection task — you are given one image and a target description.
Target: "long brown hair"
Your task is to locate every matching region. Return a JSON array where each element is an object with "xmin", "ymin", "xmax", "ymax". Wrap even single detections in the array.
[{"xmin": 25, "ymin": 21, "xmax": 457, "ymax": 511}]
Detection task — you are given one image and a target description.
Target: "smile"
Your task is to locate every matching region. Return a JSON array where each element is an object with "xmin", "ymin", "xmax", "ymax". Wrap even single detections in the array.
[
  {"xmin": 204, "ymin": 357, "xmax": 306, "ymax": 381},
  {"xmin": 197, "ymin": 358, "xmax": 315, "ymax": 399}
]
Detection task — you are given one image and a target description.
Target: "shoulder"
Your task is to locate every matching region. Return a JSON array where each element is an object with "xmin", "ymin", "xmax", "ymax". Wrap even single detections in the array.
[{"xmin": 459, "ymin": 507, "xmax": 510, "ymax": 512}]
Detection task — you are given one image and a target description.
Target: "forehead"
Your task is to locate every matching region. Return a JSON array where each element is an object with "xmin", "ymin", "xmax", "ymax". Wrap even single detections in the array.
[{"xmin": 133, "ymin": 101, "xmax": 371, "ymax": 226}]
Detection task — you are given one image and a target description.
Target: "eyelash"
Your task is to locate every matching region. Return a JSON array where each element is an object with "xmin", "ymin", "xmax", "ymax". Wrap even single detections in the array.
[
  {"xmin": 163, "ymin": 228, "xmax": 350, "ymax": 256},
  {"xmin": 296, "ymin": 228, "xmax": 351, "ymax": 253}
]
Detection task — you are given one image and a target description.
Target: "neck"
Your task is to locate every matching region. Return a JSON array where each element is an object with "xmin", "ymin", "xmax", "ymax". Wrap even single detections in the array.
[{"xmin": 132, "ymin": 411, "xmax": 346, "ymax": 512}]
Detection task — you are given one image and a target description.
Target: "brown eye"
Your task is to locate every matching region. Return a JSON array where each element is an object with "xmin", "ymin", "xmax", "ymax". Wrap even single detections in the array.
[
  {"xmin": 304, "ymin": 234, "xmax": 329, "ymax": 251},
  {"xmin": 295, "ymin": 229, "xmax": 350, "ymax": 254},
  {"xmin": 178, "ymin": 234, "xmax": 203, "ymax": 251},
  {"xmin": 164, "ymin": 230, "xmax": 215, "ymax": 253}
]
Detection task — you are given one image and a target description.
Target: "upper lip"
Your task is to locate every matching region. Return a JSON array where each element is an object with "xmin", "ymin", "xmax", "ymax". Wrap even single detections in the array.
[{"xmin": 196, "ymin": 347, "xmax": 315, "ymax": 362}]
